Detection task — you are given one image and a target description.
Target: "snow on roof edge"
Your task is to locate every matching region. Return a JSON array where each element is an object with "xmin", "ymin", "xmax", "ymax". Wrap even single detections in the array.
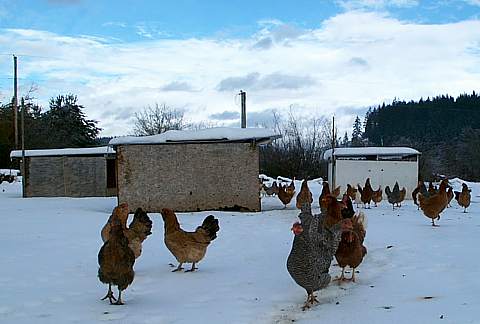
[
  {"xmin": 10, "ymin": 146, "xmax": 115, "ymax": 158},
  {"xmin": 323, "ymin": 147, "xmax": 421, "ymax": 160},
  {"xmin": 109, "ymin": 127, "xmax": 280, "ymax": 146}
]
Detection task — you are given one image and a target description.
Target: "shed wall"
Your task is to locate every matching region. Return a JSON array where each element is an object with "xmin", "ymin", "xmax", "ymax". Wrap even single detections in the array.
[
  {"xmin": 328, "ymin": 159, "xmax": 418, "ymax": 200},
  {"xmin": 25, "ymin": 156, "xmax": 112, "ymax": 197},
  {"xmin": 116, "ymin": 143, "xmax": 260, "ymax": 212}
]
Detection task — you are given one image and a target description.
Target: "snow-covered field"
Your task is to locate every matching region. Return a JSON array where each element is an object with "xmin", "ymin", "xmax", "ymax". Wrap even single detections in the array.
[{"xmin": 1, "ymin": 178, "xmax": 479, "ymax": 324}]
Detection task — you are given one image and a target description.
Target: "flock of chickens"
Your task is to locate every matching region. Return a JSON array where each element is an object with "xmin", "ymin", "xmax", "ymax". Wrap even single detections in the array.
[
  {"xmin": 97, "ymin": 176, "xmax": 472, "ymax": 310},
  {"xmin": 0, "ymin": 173, "xmax": 16, "ymax": 184},
  {"xmin": 263, "ymin": 176, "xmax": 472, "ymax": 309},
  {"xmin": 97, "ymin": 205, "xmax": 219, "ymax": 305}
]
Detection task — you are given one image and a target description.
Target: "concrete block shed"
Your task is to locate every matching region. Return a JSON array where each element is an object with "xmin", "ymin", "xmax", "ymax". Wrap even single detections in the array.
[
  {"xmin": 10, "ymin": 147, "xmax": 117, "ymax": 197},
  {"xmin": 323, "ymin": 147, "xmax": 421, "ymax": 199},
  {"xmin": 109, "ymin": 127, "xmax": 279, "ymax": 213}
]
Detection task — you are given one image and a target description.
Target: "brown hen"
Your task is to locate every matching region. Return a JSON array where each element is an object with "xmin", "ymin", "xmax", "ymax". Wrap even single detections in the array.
[
  {"xmin": 418, "ymin": 179, "xmax": 450, "ymax": 226},
  {"xmin": 161, "ymin": 208, "xmax": 219, "ymax": 272}
]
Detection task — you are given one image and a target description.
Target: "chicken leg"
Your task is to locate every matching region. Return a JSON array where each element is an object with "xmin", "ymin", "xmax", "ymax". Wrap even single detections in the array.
[
  {"xmin": 351, "ymin": 268, "xmax": 356, "ymax": 282},
  {"xmin": 302, "ymin": 293, "xmax": 319, "ymax": 311},
  {"xmin": 101, "ymin": 283, "xmax": 117, "ymax": 304},
  {"xmin": 171, "ymin": 263, "xmax": 184, "ymax": 272},
  {"xmin": 334, "ymin": 268, "xmax": 346, "ymax": 283},
  {"xmin": 113, "ymin": 289, "xmax": 124, "ymax": 305},
  {"xmin": 185, "ymin": 262, "xmax": 198, "ymax": 272}
]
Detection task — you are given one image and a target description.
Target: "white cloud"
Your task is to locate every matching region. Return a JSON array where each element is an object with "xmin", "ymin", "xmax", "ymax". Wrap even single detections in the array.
[
  {"xmin": 1, "ymin": 11, "xmax": 480, "ymax": 137},
  {"xmin": 463, "ymin": 0, "xmax": 480, "ymax": 5},
  {"xmin": 336, "ymin": 0, "xmax": 419, "ymax": 10}
]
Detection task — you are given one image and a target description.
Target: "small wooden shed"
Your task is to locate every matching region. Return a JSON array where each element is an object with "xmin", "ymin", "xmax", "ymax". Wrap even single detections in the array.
[
  {"xmin": 323, "ymin": 147, "xmax": 421, "ymax": 199},
  {"xmin": 10, "ymin": 147, "xmax": 116, "ymax": 197},
  {"xmin": 109, "ymin": 127, "xmax": 279, "ymax": 213}
]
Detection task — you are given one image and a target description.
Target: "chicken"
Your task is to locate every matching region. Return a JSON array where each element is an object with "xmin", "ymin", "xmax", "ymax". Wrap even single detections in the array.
[
  {"xmin": 161, "ymin": 208, "xmax": 219, "ymax": 272},
  {"xmin": 278, "ymin": 183, "xmax": 295, "ymax": 208},
  {"xmin": 385, "ymin": 182, "xmax": 401, "ymax": 210},
  {"xmin": 341, "ymin": 194, "xmax": 355, "ymax": 220},
  {"xmin": 125, "ymin": 208, "xmax": 153, "ymax": 258},
  {"xmin": 446, "ymin": 187, "xmax": 454, "ymax": 208},
  {"xmin": 455, "ymin": 183, "xmax": 471, "ymax": 213},
  {"xmin": 287, "ymin": 197, "xmax": 352, "ymax": 310},
  {"xmin": 371, "ymin": 186, "xmax": 382, "ymax": 207},
  {"xmin": 264, "ymin": 181, "xmax": 279, "ymax": 197},
  {"xmin": 331, "ymin": 185, "xmax": 341, "ymax": 198},
  {"xmin": 98, "ymin": 218, "xmax": 135, "ymax": 305},
  {"xmin": 335, "ymin": 212, "xmax": 367, "ymax": 282},
  {"xmin": 412, "ymin": 181, "xmax": 428, "ymax": 210},
  {"xmin": 259, "ymin": 180, "xmax": 267, "ymax": 198},
  {"xmin": 346, "ymin": 184, "xmax": 357, "ymax": 203},
  {"xmin": 286, "ymin": 178, "xmax": 296, "ymax": 196},
  {"xmin": 296, "ymin": 179, "xmax": 313, "ymax": 209},
  {"xmin": 418, "ymin": 179, "xmax": 450, "ymax": 226},
  {"xmin": 319, "ymin": 181, "xmax": 331, "ymax": 213},
  {"xmin": 101, "ymin": 204, "xmax": 153, "ymax": 259},
  {"xmin": 357, "ymin": 178, "xmax": 374, "ymax": 209}
]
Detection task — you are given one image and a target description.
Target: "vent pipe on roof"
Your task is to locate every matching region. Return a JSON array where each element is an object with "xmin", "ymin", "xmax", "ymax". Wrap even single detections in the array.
[{"xmin": 240, "ymin": 90, "xmax": 246, "ymax": 128}]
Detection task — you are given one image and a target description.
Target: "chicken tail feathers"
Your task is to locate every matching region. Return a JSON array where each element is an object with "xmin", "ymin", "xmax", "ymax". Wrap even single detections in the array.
[
  {"xmin": 454, "ymin": 191, "xmax": 461, "ymax": 201},
  {"xmin": 129, "ymin": 208, "xmax": 153, "ymax": 241},
  {"xmin": 385, "ymin": 186, "xmax": 392, "ymax": 198},
  {"xmin": 200, "ymin": 215, "xmax": 220, "ymax": 241},
  {"xmin": 352, "ymin": 212, "xmax": 367, "ymax": 243}
]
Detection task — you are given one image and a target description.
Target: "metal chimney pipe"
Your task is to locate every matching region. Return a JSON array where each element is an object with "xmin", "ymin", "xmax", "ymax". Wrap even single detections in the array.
[{"xmin": 240, "ymin": 90, "xmax": 246, "ymax": 128}]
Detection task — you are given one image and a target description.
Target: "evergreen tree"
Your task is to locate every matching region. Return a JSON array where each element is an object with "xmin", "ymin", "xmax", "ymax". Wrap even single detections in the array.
[
  {"xmin": 351, "ymin": 115, "xmax": 363, "ymax": 147},
  {"xmin": 42, "ymin": 95, "xmax": 100, "ymax": 148},
  {"xmin": 341, "ymin": 131, "xmax": 349, "ymax": 147}
]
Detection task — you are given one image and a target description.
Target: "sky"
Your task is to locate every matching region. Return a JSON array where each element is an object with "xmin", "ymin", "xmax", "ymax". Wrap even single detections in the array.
[{"xmin": 0, "ymin": 0, "xmax": 480, "ymax": 137}]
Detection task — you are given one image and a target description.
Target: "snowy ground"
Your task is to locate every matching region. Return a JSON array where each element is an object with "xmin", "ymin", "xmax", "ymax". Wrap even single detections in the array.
[{"xmin": 1, "ymin": 178, "xmax": 479, "ymax": 324}]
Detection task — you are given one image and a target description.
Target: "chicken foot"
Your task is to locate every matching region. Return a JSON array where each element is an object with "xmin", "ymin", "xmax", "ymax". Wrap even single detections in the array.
[
  {"xmin": 184, "ymin": 262, "xmax": 198, "ymax": 272},
  {"xmin": 333, "ymin": 268, "xmax": 347, "ymax": 283},
  {"xmin": 113, "ymin": 289, "xmax": 124, "ymax": 305},
  {"xmin": 302, "ymin": 293, "xmax": 319, "ymax": 311},
  {"xmin": 171, "ymin": 263, "xmax": 184, "ymax": 272},
  {"xmin": 101, "ymin": 283, "xmax": 117, "ymax": 304}
]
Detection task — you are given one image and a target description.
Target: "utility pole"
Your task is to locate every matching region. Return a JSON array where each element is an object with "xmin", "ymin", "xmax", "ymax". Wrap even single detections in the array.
[
  {"xmin": 21, "ymin": 97, "xmax": 26, "ymax": 198},
  {"xmin": 331, "ymin": 116, "xmax": 336, "ymax": 190},
  {"xmin": 13, "ymin": 55, "xmax": 18, "ymax": 149},
  {"xmin": 239, "ymin": 90, "xmax": 246, "ymax": 128}
]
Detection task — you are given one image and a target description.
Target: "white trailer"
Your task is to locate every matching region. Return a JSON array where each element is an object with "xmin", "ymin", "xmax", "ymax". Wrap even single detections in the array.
[{"xmin": 323, "ymin": 147, "xmax": 421, "ymax": 200}]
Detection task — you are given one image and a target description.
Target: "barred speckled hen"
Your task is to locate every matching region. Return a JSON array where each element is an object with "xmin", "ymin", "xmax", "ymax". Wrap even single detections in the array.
[{"xmin": 287, "ymin": 196, "xmax": 351, "ymax": 310}]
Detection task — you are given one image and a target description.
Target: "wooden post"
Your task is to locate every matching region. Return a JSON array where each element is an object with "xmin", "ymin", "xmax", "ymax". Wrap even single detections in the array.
[
  {"xmin": 331, "ymin": 116, "xmax": 336, "ymax": 190},
  {"xmin": 13, "ymin": 55, "xmax": 18, "ymax": 149},
  {"xmin": 21, "ymin": 98, "xmax": 26, "ymax": 198}
]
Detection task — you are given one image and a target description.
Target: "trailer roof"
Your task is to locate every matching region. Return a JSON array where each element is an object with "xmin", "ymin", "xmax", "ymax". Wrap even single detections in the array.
[
  {"xmin": 323, "ymin": 147, "xmax": 420, "ymax": 160},
  {"xmin": 10, "ymin": 146, "xmax": 115, "ymax": 158}
]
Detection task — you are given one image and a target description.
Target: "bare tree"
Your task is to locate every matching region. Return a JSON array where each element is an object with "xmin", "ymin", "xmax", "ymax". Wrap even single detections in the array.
[
  {"xmin": 260, "ymin": 108, "xmax": 332, "ymax": 179},
  {"xmin": 133, "ymin": 103, "xmax": 185, "ymax": 136}
]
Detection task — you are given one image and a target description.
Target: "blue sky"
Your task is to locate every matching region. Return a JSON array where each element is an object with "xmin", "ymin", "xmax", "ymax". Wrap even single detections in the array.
[
  {"xmin": 0, "ymin": 0, "xmax": 480, "ymax": 136},
  {"xmin": 2, "ymin": 0, "xmax": 480, "ymax": 41}
]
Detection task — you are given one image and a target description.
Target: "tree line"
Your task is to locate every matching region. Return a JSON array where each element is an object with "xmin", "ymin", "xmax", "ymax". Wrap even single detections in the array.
[
  {"xmin": 360, "ymin": 92, "xmax": 480, "ymax": 181},
  {"xmin": 2, "ymin": 91, "xmax": 479, "ymax": 181},
  {"xmin": 0, "ymin": 94, "xmax": 100, "ymax": 168}
]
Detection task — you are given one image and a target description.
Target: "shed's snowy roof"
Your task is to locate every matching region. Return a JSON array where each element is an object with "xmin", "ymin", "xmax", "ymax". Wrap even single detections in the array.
[
  {"xmin": 109, "ymin": 127, "xmax": 280, "ymax": 146},
  {"xmin": 10, "ymin": 146, "xmax": 115, "ymax": 158},
  {"xmin": 323, "ymin": 147, "xmax": 420, "ymax": 160}
]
